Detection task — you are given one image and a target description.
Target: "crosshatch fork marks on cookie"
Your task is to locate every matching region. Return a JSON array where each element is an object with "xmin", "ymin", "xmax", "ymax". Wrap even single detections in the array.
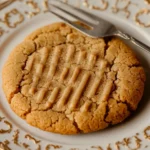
[
  {"xmin": 36, "ymin": 46, "xmax": 61, "ymax": 103},
  {"xmin": 29, "ymin": 47, "xmax": 49, "ymax": 95},
  {"xmin": 22, "ymin": 44, "xmax": 114, "ymax": 112}
]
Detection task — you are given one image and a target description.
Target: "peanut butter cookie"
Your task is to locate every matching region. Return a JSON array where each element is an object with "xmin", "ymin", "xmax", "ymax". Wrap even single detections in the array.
[{"xmin": 2, "ymin": 23, "xmax": 146, "ymax": 134}]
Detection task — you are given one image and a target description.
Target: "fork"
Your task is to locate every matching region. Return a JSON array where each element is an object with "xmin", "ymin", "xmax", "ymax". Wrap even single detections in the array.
[{"xmin": 48, "ymin": 0, "xmax": 150, "ymax": 53}]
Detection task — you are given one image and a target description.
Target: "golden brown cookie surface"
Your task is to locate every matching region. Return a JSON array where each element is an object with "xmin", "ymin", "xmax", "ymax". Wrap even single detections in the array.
[{"xmin": 2, "ymin": 23, "xmax": 146, "ymax": 134}]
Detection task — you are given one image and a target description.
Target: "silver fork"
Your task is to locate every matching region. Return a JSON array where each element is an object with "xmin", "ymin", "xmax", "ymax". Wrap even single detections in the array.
[{"xmin": 48, "ymin": 0, "xmax": 150, "ymax": 53}]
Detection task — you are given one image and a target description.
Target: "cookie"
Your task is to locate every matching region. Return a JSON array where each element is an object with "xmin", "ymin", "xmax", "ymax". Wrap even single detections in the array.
[{"xmin": 2, "ymin": 23, "xmax": 146, "ymax": 134}]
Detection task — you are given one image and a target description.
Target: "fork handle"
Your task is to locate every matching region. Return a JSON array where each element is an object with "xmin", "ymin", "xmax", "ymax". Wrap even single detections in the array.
[{"xmin": 115, "ymin": 30, "xmax": 150, "ymax": 54}]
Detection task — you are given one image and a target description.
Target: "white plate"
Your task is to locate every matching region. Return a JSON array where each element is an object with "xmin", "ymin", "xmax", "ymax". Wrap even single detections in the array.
[{"xmin": 0, "ymin": 1, "xmax": 150, "ymax": 150}]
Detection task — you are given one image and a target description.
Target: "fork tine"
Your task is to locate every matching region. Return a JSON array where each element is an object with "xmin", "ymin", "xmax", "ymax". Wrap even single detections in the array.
[
  {"xmin": 49, "ymin": 3, "xmax": 95, "ymax": 27},
  {"xmin": 48, "ymin": 8, "xmax": 89, "ymax": 34},
  {"xmin": 54, "ymin": 0, "xmax": 101, "ymax": 23}
]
